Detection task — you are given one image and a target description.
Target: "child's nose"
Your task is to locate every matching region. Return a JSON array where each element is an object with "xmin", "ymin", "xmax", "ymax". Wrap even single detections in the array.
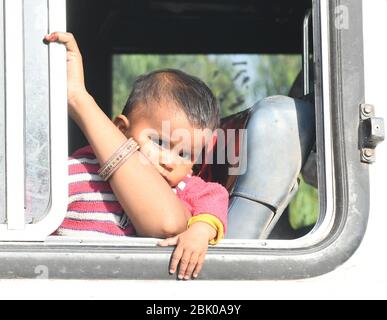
[{"xmin": 159, "ymin": 150, "xmax": 176, "ymax": 169}]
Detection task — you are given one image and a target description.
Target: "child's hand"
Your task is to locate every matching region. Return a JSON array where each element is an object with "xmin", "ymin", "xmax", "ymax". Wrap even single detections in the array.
[
  {"xmin": 158, "ymin": 222, "xmax": 216, "ymax": 280},
  {"xmin": 44, "ymin": 32, "xmax": 88, "ymax": 112}
]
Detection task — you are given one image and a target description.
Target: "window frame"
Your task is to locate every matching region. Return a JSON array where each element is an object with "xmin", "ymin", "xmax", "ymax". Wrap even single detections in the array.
[
  {"xmin": 0, "ymin": 0, "xmax": 68, "ymax": 241},
  {"xmin": 0, "ymin": 0, "xmax": 5, "ymax": 224},
  {"xmin": 0, "ymin": 0, "xmax": 369, "ymax": 280}
]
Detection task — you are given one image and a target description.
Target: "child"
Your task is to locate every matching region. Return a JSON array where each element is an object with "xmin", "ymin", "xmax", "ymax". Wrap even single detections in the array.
[{"xmin": 45, "ymin": 32, "xmax": 229, "ymax": 280}]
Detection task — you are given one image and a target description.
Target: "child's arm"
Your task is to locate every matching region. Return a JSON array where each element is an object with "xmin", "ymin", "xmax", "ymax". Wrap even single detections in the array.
[
  {"xmin": 45, "ymin": 32, "xmax": 190, "ymax": 238},
  {"xmin": 158, "ymin": 177, "xmax": 229, "ymax": 279}
]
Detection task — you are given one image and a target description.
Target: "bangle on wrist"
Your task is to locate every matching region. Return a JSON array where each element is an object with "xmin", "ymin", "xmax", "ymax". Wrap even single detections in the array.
[
  {"xmin": 187, "ymin": 214, "xmax": 224, "ymax": 245},
  {"xmin": 98, "ymin": 137, "xmax": 139, "ymax": 181}
]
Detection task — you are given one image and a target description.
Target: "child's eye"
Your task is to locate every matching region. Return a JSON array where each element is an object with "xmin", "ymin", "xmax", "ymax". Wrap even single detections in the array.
[
  {"xmin": 179, "ymin": 150, "xmax": 192, "ymax": 160},
  {"xmin": 150, "ymin": 137, "xmax": 168, "ymax": 149}
]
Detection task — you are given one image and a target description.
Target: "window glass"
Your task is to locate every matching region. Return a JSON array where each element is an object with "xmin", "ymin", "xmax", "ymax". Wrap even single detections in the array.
[
  {"xmin": 112, "ymin": 54, "xmax": 302, "ymax": 118},
  {"xmin": 112, "ymin": 54, "xmax": 319, "ymax": 236},
  {"xmin": 24, "ymin": 0, "xmax": 51, "ymax": 223},
  {"xmin": 0, "ymin": 0, "xmax": 5, "ymax": 223}
]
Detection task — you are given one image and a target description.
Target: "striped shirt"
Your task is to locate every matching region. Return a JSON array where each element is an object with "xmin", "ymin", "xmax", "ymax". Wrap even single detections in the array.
[{"xmin": 55, "ymin": 146, "xmax": 228, "ymax": 238}]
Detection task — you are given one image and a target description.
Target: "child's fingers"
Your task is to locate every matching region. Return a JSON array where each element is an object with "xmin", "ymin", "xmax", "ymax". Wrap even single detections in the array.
[
  {"xmin": 44, "ymin": 32, "xmax": 80, "ymax": 54},
  {"xmin": 193, "ymin": 254, "xmax": 206, "ymax": 279},
  {"xmin": 158, "ymin": 236, "xmax": 178, "ymax": 247},
  {"xmin": 177, "ymin": 251, "xmax": 192, "ymax": 280},
  {"xmin": 169, "ymin": 246, "xmax": 184, "ymax": 275},
  {"xmin": 183, "ymin": 253, "xmax": 199, "ymax": 280}
]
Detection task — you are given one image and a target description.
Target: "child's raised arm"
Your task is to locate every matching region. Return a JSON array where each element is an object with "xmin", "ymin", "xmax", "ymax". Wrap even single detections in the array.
[{"xmin": 45, "ymin": 32, "xmax": 190, "ymax": 238}]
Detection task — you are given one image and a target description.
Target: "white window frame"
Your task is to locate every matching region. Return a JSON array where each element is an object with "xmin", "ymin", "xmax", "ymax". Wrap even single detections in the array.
[{"xmin": 0, "ymin": 0, "xmax": 67, "ymax": 241}]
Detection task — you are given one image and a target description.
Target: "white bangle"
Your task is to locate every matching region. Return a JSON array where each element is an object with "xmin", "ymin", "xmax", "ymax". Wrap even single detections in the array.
[{"xmin": 97, "ymin": 138, "xmax": 139, "ymax": 181}]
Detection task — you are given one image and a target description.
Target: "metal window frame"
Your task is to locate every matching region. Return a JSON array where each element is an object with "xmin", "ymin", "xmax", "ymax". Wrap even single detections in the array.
[
  {"xmin": 0, "ymin": 0, "xmax": 369, "ymax": 280},
  {"xmin": 0, "ymin": 0, "xmax": 67, "ymax": 240},
  {"xmin": 4, "ymin": 0, "xmax": 25, "ymax": 230},
  {"xmin": 0, "ymin": 0, "xmax": 6, "ymax": 224}
]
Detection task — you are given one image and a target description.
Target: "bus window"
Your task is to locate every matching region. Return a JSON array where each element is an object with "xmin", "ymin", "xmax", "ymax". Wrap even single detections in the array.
[
  {"xmin": 0, "ymin": 0, "xmax": 372, "ymax": 281},
  {"xmin": 111, "ymin": 53, "xmax": 319, "ymax": 239},
  {"xmin": 0, "ymin": 0, "xmax": 67, "ymax": 241},
  {"xmin": 24, "ymin": 0, "xmax": 51, "ymax": 223},
  {"xmin": 64, "ymin": 0, "xmax": 318, "ymax": 240}
]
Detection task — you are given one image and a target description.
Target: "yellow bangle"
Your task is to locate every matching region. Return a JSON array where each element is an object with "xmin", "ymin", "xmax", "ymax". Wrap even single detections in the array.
[{"xmin": 187, "ymin": 214, "xmax": 224, "ymax": 245}]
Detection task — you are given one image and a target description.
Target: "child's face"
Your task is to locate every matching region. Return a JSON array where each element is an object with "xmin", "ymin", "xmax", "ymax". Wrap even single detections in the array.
[{"xmin": 114, "ymin": 99, "xmax": 213, "ymax": 187}]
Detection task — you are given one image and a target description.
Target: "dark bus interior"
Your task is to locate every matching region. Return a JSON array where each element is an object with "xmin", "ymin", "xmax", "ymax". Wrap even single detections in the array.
[{"xmin": 66, "ymin": 0, "xmax": 315, "ymax": 239}]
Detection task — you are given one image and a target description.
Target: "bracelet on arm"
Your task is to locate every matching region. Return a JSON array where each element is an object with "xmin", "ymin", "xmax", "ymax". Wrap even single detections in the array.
[
  {"xmin": 97, "ymin": 137, "xmax": 139, "ymax": 181},
  {"xmin": 187, "ymin": 214, "xmax": 224, "ymax": 245}
]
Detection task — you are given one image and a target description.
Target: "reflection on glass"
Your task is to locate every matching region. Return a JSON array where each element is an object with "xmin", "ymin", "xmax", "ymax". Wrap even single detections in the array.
[
  {"xmin": 112, "ymin": 54, "xmax": 302, "ymax": 118},
  {"xmin": 112, "ymin": 54, "xmax": 319, "ymax": 232},
  {"xmin": 0, "ymin": 0, "xmax": 5, "ymax": 223},
  {"xmin": 24, "ymin": 0, "xmax": 51, "ymax": 223}
]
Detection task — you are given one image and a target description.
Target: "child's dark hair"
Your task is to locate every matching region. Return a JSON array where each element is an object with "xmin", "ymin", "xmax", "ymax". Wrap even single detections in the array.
[{"xmin": 121, "ymin": 69, "xmax": 220, "ymax": 130}]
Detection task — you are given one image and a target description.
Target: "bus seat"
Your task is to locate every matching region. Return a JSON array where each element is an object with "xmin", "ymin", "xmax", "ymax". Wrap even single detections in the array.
[{"xmin": 198, "ymin": 95, "xmax": 315, "ymax": 239}]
